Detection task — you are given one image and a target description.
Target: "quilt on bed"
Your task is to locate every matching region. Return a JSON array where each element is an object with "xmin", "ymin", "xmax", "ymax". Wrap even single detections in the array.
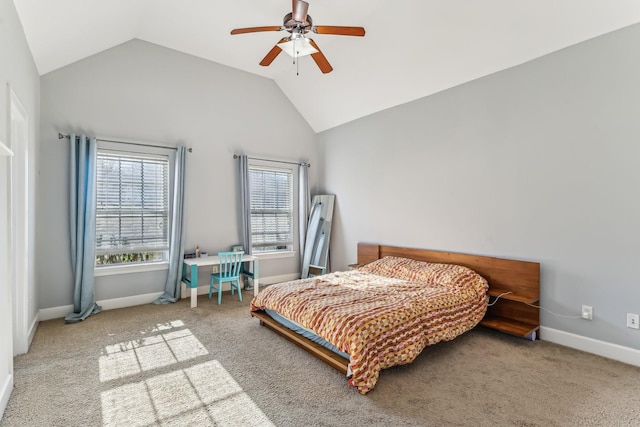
[{"xmin": 250, "ymin": 256, "xmax": 488, "ymax": 394}]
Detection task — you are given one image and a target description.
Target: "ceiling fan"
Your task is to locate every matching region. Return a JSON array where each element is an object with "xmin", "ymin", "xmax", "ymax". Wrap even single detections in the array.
[{"xmin": 230, "ymin": 0, "xmax": 365, "ymax": 74}]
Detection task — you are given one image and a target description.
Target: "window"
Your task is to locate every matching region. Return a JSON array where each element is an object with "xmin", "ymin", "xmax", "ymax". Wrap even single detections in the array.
[
  {"xmin": 95, "ymin": 150, "xmax": 170, "ymax": 266},
  {"xmin": 249, "ymin": 165, "xmax": 294, "ymax": 254}
]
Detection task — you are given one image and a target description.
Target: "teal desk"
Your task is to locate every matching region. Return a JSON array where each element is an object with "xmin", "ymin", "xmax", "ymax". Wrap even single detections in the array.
[{"xmin": 181, "ymin": 255, "xmax": 259, "ymax": 308}]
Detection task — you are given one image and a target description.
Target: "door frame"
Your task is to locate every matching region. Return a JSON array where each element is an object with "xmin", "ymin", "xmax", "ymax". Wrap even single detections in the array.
[{"xmin": 9, "ymin": 85, "xmax": 30, "ymax": 355}]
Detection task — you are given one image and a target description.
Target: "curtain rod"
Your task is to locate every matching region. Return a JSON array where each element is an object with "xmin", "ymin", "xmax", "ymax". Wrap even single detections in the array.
[
  {"xmin": 233, "ymin": 154, "xmax": 310, "ymax": 167},
  {"xmin": 58, "ymin": 132, "xmax": 192, "ymax": 153}
]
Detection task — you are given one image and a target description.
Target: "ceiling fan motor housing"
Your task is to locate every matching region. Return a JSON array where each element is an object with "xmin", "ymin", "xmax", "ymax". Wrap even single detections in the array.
[{"xmin": 283, "ymin": 12, "xmax": 312, "ymax": 35}]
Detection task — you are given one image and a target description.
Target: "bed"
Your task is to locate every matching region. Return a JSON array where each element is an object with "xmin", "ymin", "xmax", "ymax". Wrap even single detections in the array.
[{"xmin": 250, "ymin": 243, "xmax": 540, "ymax": 394}]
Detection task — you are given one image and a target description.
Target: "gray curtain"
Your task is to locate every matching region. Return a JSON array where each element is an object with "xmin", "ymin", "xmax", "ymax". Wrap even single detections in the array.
[
  {"xmin": 298, "ymin": 163, "xmax": 310, "ymax": 275},
  {"xmin": 65, "ymin": 134, "xmax": 102, "ymax": 323},
  {"xmin": 154, "ymin": 146, "xmax": 187, "ymax": 304},
  {"xmin": 239, "ymin": 155, "xmax": 253, "ymax": 289}
]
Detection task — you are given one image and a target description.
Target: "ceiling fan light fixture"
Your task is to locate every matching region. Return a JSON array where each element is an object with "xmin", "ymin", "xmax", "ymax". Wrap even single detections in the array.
[{"xmin": 278, "ymin": 37, "xmax": 318, "ymax": 58}]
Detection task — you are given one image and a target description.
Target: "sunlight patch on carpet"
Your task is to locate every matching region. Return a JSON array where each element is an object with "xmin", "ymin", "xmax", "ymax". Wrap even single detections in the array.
[
  {"xmin": 99, "ymin": 320, "xmax": 274, "ymax": 426},
  {"xmin": 101, "ymin": 360, "xmax": 274, "ymax": 426},
  {"xmin": 99, "ymin": 320, "xmax": 208, "ymax": 382}
]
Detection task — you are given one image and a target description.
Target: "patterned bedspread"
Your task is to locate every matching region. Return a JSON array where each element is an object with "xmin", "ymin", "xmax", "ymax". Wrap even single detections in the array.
[{"xmin": 250, "ymin": 256, "xmax": 488, "ymax": 394}]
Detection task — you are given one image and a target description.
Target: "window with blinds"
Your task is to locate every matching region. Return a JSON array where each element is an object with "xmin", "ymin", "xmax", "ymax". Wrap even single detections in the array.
[
  {"xmin": 95, "ymin": 151, "xmax": 170, "ymax": 266},
  {"xmin": 249, "ymin": 166, "xmax": 293, "ymax": 253}
]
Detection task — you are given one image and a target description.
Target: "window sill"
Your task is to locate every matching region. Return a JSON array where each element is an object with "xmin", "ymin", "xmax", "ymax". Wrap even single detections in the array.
[
  {"xmin": 252, "ymin": 251, "xmax": 296, "ymax": 260},
  {"xmin": 95, "ymin": 262, "xmax": 169, "ymax": 277}
]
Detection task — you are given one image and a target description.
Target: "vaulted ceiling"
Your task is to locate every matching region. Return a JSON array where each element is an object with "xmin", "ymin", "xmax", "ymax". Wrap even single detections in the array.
[{"xmin": 13, "ymin": 0, "xmax": 640, "ymax": 132}]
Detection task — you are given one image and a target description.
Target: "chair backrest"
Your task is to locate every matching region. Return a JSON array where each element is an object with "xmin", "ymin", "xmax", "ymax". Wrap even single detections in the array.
[{"xmin": 218, "ymin": 251, "xmax": 244, "ymax": 278}]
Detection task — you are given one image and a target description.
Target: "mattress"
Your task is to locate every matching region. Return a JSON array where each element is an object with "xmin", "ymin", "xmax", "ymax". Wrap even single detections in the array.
[
  {"xmin": 264, "ymin": 308, "xmax": 350, "ymax": 360},
  {"xmin": 251, "ymin": 256, "xmax": 488, "ymax": 394}
]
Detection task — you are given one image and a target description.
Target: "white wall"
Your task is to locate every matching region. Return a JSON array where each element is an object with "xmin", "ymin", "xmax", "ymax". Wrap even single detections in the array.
[
  {"xmin": 0, "ymin": 0, "xmax": 40, "ymax": 419},
  {"xmin": 37, "ymin": 39, "xmax": 317, "ymax": 309},
  {"xmin": 318, "ymin": 23, "xmax": 640, "ymax": 352}
]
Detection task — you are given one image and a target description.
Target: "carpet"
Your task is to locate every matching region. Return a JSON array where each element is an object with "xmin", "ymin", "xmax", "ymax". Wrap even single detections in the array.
[{"xmin": 2, "ymin": 295, "xmax": 639, "ymax": 426}]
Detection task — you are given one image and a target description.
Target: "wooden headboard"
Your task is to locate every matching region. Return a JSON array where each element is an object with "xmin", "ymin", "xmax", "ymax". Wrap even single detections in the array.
[{"xmin": 357, "ymin": 243, "xmax": 541, "ymax": 339}]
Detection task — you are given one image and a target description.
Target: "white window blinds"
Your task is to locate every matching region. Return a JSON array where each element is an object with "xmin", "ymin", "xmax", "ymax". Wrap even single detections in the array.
[
  {"xmin": 249, "ymin": 166, "xmax": 293, "ymax": 253},
  {"xmin": 95, "ymin": 151, "xmax": 170, "ymax": 261}
]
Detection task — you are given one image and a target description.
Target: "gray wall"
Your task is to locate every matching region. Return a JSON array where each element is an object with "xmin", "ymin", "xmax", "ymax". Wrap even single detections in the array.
[
  {"xmin": 38, "ymin": 39, "xmax": 317, "ymax": 308},
  {"xmin": 0, "ymin": 0, "xmax": 40, "ymax": 416},
  {"xmin": 318, "ymin": 23, "xmax": 640, "ymax": 350}
]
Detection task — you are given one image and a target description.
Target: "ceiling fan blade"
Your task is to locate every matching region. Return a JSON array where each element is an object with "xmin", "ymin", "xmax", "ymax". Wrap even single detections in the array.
[
  {"xmin": 293, "ymin": 0, "xmax": 309, "ymax": 22},
  {"xmin": 259, "ymin": 38, "xmax": 289, "ymax": 66},
  {"xmin": 312, "ymin": 26, "xmax": 366, "ymax": 37},
  {"xmin": 231, "ymin": 26, "xmax": 282, "ymax": 35},
  {"xmin": 307, "ymin": 39, "xmax": 333, "ymax": 74}
]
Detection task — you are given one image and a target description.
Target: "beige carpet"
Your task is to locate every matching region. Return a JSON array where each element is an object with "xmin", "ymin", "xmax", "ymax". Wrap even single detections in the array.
[{"xmin": 2, "ymin": 295, "xmax": 639, "ymax": 427}]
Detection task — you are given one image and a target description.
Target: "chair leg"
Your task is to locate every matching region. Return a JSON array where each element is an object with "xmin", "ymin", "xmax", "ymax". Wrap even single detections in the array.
[
  {"xmin": 217, "ymin": 280, "xmax": 222, "ymax": 305},
  {"xmin": 209, "ymin": 276, "xmax": 214, "ymax": 299},
  {"xmin": 236, "ymin": 278, "xmax": 242, "ymax": 302}
]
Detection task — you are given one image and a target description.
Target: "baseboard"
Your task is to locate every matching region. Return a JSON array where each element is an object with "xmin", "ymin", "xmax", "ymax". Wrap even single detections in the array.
[
  {"xmin": 27, "ymin": 314, "xmax": 38, "ymax": 349},
  {"xmin": 39, "ymin": 292, "xmax": 164, "ymax": 322},
  {"xmin": 98, "ymin": 292, "xmax": 164, "ymax": 311},
  {"xmin": 260, "ymin": 273, "xmax": 300, "ymax": 285},
  {"xmin": 182, "ymin": 273, "xmax": 300, "ymax": 298},
  {"xmin": 39, "ymin": 274, "xmax": 298, "ymax": 321},
  {"xmin": 0, "ymin": 373, "xmax": 13, "ymax": 422},
  {"xmin": 540, "ymin": 326, "xmax": 640, "ymax": 368},
  {"xmin": 39, "ymin": 305, "xmax": 72, "ymax": 322},
  {"xmin": 32, "ymin": 287, "xmax": 639, "ymax": 370}
]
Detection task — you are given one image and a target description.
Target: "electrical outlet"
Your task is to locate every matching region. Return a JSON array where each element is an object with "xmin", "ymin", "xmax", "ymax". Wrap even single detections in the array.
[
  {"xmin": 211, "ymin": 265, "xmax": 219, "ymax": 274},
  {"xmin": 581, "ymin": 305, "xmax": 593, "ymax": 320},
  {"xmin": 627, "ymin": 313, "xmax": 639, "ymax": 329}
]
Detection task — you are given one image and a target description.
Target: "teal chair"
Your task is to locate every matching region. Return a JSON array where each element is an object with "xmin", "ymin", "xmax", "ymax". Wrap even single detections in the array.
[{"xmin": 209, "ymin": 251, "xmax": 244, "ymax": 304}]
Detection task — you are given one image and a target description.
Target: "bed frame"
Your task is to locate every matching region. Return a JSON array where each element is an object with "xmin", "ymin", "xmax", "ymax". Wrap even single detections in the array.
[{"xmin": 251, "ymin": 243, "xmax": 540, "ymax": 375}]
